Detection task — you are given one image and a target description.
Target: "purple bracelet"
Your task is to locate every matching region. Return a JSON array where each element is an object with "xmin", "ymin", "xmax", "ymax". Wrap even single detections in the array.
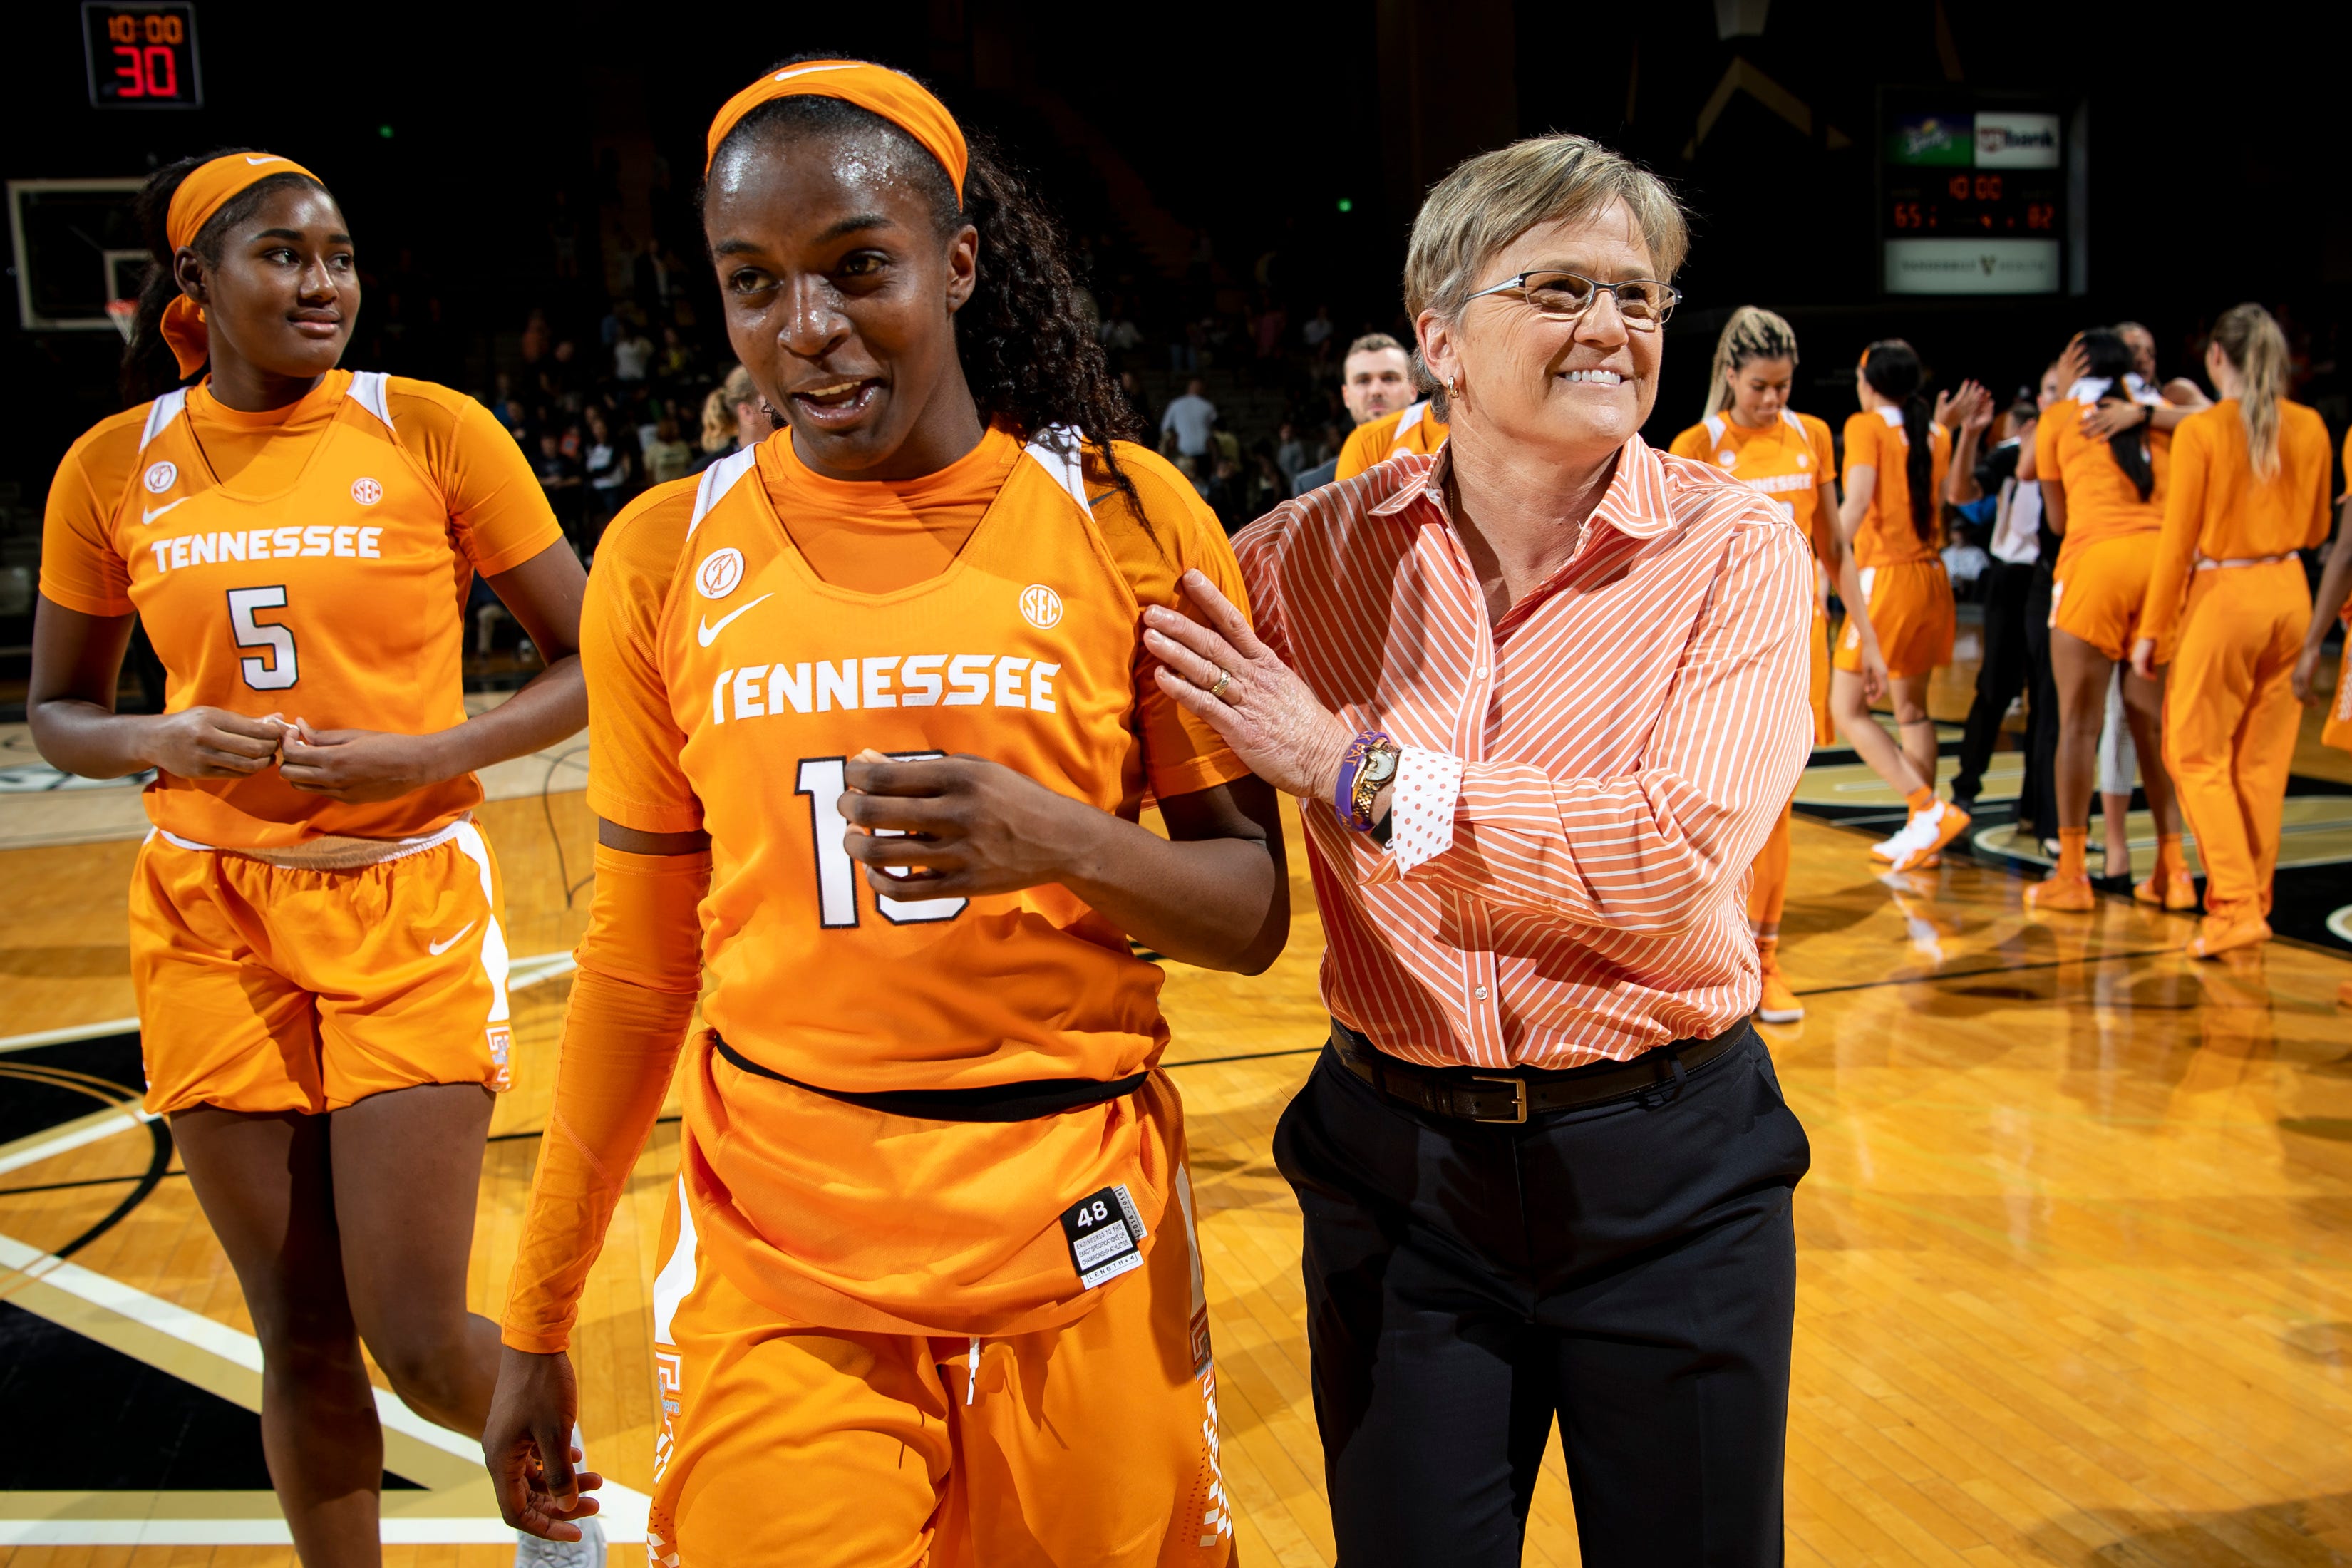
[{"xmin": 1334, "ymin": 731, "xmax": 1394, "ymax": 832}]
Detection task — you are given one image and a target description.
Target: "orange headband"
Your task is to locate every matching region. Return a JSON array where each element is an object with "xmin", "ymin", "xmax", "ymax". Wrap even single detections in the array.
[
  {"xmin": 704, "ymin": 61, "xmax": 967, "ymax": 204},
  {"xmin": 159, "ymin": 151, "xmax": 326, "ymax": 378}
]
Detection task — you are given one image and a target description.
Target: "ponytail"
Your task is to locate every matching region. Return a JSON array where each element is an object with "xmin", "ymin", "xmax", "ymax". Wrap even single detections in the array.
[
  {"xmin": 2076, "ymin": 328, "xmax": 2152, "ymax": 501},
  {"xmin": 120, "ymin": 149, "xmax": 324, "ymax": 406},
  {"xmin": 1860, "ymin": 339, "xmax": 1934, "ymax": 541},
  {"xmin": 707, "ymin": 71, "xmax": 1141, "ymax": 506},
  {"xmin": 2210, "ymin": 302, "xmax": 2287, "ymax": 480},
  {"xmin": 1702, "ymin": 305, "xmax": 1799, "ymax": 421}
]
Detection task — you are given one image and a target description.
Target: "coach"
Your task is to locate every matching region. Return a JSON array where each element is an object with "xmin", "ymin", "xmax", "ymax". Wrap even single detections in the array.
[{"xmin": 1143, "ymin": 133, "xmax": 1815, "ymax": 1567}]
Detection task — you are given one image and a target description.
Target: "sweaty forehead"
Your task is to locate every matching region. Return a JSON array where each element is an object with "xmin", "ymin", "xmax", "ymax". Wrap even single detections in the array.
[{"xmin": 706, "ymin": 124, "xmax": 941, "ymax": 237}]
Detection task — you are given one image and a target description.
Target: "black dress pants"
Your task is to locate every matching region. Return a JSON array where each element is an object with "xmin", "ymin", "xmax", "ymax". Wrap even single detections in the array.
[
  {"xmin": 1953, "ymin": 558, "xmax": 2037, "ymax": 805},
  {"xmin": 1273, "ymin": 1028, "xmax": 1810, "ymax": 1568}
]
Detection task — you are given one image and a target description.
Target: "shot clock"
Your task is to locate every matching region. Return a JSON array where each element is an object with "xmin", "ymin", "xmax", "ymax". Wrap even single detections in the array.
[
  {"xmin": 1879, "ymin": 91, "xmax": 2071, "ymax": 296},
  {"xmin": 83, "ymin": 2, "xmax": 202, "ymax": 109}
]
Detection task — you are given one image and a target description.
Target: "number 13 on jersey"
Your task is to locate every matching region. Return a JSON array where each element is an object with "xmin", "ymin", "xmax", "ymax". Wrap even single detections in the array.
[{"xmin": 795, "ymin": 755, "xmax": 968, "ymax": 928}]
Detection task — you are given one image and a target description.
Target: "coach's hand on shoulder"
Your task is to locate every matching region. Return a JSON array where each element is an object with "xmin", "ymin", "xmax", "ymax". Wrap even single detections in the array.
[
  {"xmin": 279, "ymin": 718, "xmax": 453, "ymax": 803},
  {"xmin": 1143, "ymin": 570, "xmax": 1352, "ymax": 802},
  {"xmin": 140, "ymin": 707, "xmax": 286, "ymax": 780},
  {"xmin": 484, "ymin": 1346, "xmax": 603, "ymax": 1543},
  {"xmin": 841, "ymin": 750, "xmax": 1097, "ymax": 898}
]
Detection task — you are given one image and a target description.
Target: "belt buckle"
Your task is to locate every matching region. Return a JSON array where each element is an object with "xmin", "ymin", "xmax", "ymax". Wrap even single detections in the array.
[{"xmin": 1469, "ymin": 1074, "xmax": 1529, "ymax": 1124}]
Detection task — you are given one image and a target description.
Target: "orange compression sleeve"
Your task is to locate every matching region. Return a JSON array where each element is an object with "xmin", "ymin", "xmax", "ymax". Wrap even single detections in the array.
[{"xmin": 502, "ymin": 844, "xmax": 708, "ymax": 1355}]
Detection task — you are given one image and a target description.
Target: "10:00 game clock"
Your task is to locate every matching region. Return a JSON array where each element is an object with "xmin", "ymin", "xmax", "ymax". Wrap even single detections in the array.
[
  {"xmin": 1879, "ymin": 91, "xmax": 2069, "ymax": 296},
  {"xmin": 83, "ymin": 2, "xmax": 202, "ymax": 109}
]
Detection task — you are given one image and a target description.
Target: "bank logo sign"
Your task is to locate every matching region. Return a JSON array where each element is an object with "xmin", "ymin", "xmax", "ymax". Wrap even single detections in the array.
[{"xmin": 1974, "ymin": 113, "xmax": 2061, "ymax": 169}]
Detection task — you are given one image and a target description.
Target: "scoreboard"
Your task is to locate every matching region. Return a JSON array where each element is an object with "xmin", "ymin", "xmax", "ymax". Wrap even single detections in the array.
[
  {"xmin": 1879, "ymin": 93, "xmax": 2070, "ymax": 296},
  {"xmin": 83, "ymin": 2, "xmax": 202, "ymax": 110}
]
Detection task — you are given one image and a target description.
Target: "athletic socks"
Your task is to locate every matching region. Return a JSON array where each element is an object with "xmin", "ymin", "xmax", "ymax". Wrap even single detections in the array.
[{"xmin": 2057, "ymin": 827, "xmax": 2088, "ymax": 881}]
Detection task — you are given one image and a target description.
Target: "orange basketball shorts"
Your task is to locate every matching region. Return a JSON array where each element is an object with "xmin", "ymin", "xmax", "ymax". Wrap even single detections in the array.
[
  {"xmin": 129, "ymin": 822, "xmax": 515, "ymax": 1116},
  {"xmin": 1834, "ymin": 559, "xmax": 1955, "ymax": 680},
  {"xmin": 2049, "ymin": 534, "xmax": 2160, "ymax": 664},
  {"xmin": 644, "ymin": 1162, "xmax": 1234, "ymax": 1568}
]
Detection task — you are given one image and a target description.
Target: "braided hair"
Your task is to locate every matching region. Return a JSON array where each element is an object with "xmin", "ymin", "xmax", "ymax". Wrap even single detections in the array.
[
  {"xmin": 705, "ymin": 74, "xmax": 1139, "ymax": 502},
  {"xmin": 1702, "ymin": 306, "xmax": 1798, "ymax": 421},
  {"xmin": 120, "ymin": 150, "xmax": 329, "ymax": 406}
]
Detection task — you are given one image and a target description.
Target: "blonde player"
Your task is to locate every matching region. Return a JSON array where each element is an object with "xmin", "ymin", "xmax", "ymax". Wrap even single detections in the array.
[
  {"xmin": 29, "ymin": 151, "xmax": 590, "ymax": 1565},
  {"xmin": 482, "ymin": 61, "xmax": 1284, "ymax": 1567},
  {"xmin": 1829, "ymin": 340, "xmax": 1971, "ymax": 870},
  {"xmin": 2029, "ymin": 327, "xmax": 2186, "ymax": 912},
  {"xmin": 1668, "ymin": 306, "xmax": 1837, "ymax": 1022},
  {"xmin": 2131, "ymin": 304, "xmax": 2330, "ymax": 958}
]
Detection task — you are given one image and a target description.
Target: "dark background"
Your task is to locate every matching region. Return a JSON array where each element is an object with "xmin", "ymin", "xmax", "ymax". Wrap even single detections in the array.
[{"xmin": 4, "ymin": 0, "xmax": 2348, "ymax": 585}]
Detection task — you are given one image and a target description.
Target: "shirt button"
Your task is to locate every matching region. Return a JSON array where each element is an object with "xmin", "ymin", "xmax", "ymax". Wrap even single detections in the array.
[
  {"xmin": 1474, "ymin": 666, "xmax": 1489, "ymax": 678},
  {"xmin": 1473, "ymin": 984, "xmax": 1490, "ymax": 1000}
]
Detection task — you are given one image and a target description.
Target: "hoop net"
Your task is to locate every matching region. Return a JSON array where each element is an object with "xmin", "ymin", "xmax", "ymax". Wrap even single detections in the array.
[{"xmin": 105, "ymin": 299, "xmax": 138, "ymax": 343}]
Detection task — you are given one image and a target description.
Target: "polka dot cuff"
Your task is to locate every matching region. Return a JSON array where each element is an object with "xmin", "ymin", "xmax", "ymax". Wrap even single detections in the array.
[{"xmin": 1388, "ymin": 745, "xmax": 1463, "ymax": 873}]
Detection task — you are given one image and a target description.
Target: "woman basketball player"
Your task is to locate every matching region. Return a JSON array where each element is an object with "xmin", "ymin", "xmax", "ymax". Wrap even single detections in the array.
[
  {"xmin": 2029, "ymin": 327, "xmax": 2187, "ymax": 912},
  {"xmin": 29, "ymin": 152, "xmax": 592, "ymax": 1564},
  {"xmin": 483, "ymin": 61, "xmax": 1283, "ymax": 1566},
  {"xmin": 2132, "ymin": 304, "xmax": 2332, "ymax": 956},
  {"xmin": 1829, "ymin": 340, "xmax": 1971, "ymax": 873},
  {"xmin": 1667, "ymin": 307, "xmax": 1838, "ymax": 1023}
]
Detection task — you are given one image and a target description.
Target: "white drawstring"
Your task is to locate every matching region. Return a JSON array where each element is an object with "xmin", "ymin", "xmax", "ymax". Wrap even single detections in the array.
[{"xmin": 966, "ymin": 1336, "xmax": 980, "ymax": 1405}]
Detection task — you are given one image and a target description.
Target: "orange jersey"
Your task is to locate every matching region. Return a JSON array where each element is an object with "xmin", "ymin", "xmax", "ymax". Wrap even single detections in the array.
[
  {"xmin": 1334, "ymin": 399, "xmax": 1449, "ymax": 480},
  {"xmin": 1840, "ymin": 407, "xmax": 1949, "ymax": 566},
  {"xmin": 41, "ymin": 371, "xmax": 561, "ymax": 847},
  {"xmin": 574, "ymin": 426, "xmax": 1251, "ymax": 1334},
  {"xmin": 2036, "ymin": 399, "xmax": 2170, "ymax": 564},
  {"xmin": 2138, "ymin": 398, "xmax": 2331, "ymax": 648},
  {"xmin": 1668, "ymin": 408, "xmax": 1837, "ymax": 559}
]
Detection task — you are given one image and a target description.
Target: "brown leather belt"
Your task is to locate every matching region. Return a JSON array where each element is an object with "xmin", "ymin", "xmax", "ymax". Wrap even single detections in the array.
[{"xmin": 1328, "ymin": 1018, "xmax": 1751, "ymax": 1124}]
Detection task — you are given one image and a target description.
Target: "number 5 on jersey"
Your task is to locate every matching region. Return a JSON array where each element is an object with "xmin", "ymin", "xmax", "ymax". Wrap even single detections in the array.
[
  {"xmin": 795, "ymin": 755, "xmax": 969, "ymax": 927},
  {"xmin": 227, "ymin": 587, "xmax": 298, "ymax": 691}
]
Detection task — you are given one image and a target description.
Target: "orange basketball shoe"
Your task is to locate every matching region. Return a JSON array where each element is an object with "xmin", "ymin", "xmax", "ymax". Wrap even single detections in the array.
[
  {"xmin": 2187, "ymin": 911, "xmax": 2271, "ymax": 959},
  {"xmin": 2134, "ymin": 872, "xmax": 2199, "ymax": 912},
  {"xmin": 2026, "ymin": 872, "xmax": 2096, "ymax": 913},
  {"xmin": 1755, "ymin": 941, "xmax": 1802, "ymax": 1024},
  {"xmin": 1888, "ymin": 801, "xmax": 1970, "ymax": 873}
]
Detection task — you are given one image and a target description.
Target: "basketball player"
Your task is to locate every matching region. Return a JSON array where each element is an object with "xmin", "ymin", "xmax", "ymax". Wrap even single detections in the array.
[
  {"xmin": 2132, "ymin": 305, "xmax": 2331, "ymax": 956},
  {"xmin": 2028, "ymin": 328, "xmax": 2187, "ymax": 912},
  {"xmin": 2293, "ymin": 430, "xmax": 2352, "ymax": 1005},
  {"xmin": 1333, "ymin": 334, "xmax": 1450, "ymax": 480},
  {"xmin": 1668, "ymin": 307, "xmax": 1838, "ymax": 1023},
  {"xmin": 1829, "ymin": 341, "xmax": 1971, "ymax": 872},
  {"xmin": 482, "ymin": 60, "xmax": 1283, "ymax": 1567},
  {"xmin": 28, "ymin": 151, "xmax": 592, "ymax": 1566}
]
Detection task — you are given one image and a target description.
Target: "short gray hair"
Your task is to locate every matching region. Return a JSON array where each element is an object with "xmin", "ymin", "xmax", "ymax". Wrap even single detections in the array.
[{"xmin": 1403, "ymin": 134, "xmax": 1688, "ymax": 329}]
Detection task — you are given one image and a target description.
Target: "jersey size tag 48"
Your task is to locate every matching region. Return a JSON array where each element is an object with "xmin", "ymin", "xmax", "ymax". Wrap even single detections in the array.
[{"xmin": 1060, "ymin": 1183, "xmax": 1149, "ymax": 1289}]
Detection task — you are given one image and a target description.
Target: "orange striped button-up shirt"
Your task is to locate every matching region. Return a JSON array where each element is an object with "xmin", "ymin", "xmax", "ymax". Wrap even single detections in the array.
[{"xmin": 1232, "ymin": 437, "xmax": 1815, "ymax": 1068}]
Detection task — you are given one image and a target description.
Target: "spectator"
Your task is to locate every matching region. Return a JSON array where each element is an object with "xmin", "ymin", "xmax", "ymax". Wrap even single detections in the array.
[
  {"xmin": 1118, "ymin": 369, "xmax": 1152, "ymax": 430},
  {"xmin": 1253, "ymin": 298, "xmax": 1289, "ymax": 361},
  {"xmin": 533, "ymin": 428, "xmax": 583, "ymax": 535},
  {"xmin": 692, "ymin": 364, "xmax": 773, "ymax": 473},
  {"xmin": 1274, "ymin": 421, "xmax": 1311, "ymax": 483},
  {"xmin": 1301, "ymin": 303, "xmax": 1335, "ymax": 358},
  {"xmin": 643, "ymin": 416, "xmax": 695, "ymax": 485},
  {"xmin": 1099, "ymin": 301, "xmax": 1143, "ymax": 356},
  {"xmin": 614, "ymin": 316, "xmax": 654, "ymax": 381},
  {"xmin": 660, "ymin": 324, "xmax": 698, "ymax": 381},
  {"xmin": 1160, "ymin": 376, "xmax": 1218, "ymax": 459},
  {"xmin": 580, "ymin": 403, "xmax": 637, "ymax": 545}
]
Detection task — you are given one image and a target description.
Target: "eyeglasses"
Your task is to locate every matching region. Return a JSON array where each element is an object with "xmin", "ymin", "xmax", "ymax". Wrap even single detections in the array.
[{"xmin": 1463, "ymin": 269, "xmax": 1681, "ymax": 329}]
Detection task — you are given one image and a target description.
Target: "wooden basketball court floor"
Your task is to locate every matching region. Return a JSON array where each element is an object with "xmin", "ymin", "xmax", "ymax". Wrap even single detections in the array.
[{"xmin": 4, "ymin": 656, "xmax": 2352, "ymax": 1567}]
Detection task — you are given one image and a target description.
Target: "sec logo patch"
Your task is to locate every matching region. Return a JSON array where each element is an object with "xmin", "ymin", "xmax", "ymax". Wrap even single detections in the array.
[
  {"xmin": 143, "ymin": 461, "xmax": 177, "ymax": 494},
  {"xmin": 1019, "ymin": 584, "xmax": 1063, "ymax": 630},
  {"xmin": 696, "ymin": 547, "xmax": 746, "ymax": 600},
  {"xmin": 351, "ymin": 477, "xmax": 383, "ymax": 507}
]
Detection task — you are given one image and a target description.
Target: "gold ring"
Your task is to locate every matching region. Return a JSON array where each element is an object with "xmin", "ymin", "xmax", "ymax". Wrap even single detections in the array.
[{"xmin": 1209, "ymin": 669, "xmax": 1233, "ymax": 698}]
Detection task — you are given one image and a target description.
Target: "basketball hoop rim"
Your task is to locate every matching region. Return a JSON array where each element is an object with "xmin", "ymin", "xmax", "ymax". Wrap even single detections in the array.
[{"xmin": 106, "ymin": 298, "xmax": 138, "ymax": 342}]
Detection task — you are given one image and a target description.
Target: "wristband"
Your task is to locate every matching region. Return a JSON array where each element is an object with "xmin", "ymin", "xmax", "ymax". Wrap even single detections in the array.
[{"xmin": 1334, "ymin": 731, "xmax": 1399, "ymax": 832}]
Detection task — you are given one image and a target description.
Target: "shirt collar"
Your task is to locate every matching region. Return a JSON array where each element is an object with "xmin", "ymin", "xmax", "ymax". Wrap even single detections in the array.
[{"xmin": 1366, "ymin": 435, "xmax": 1675, "ymax": 545}]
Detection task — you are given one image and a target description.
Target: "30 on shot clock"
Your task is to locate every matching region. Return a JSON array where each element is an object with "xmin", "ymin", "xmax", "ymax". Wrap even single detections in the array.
[{"xmin": 83, "ymin": 3, "xmax": 203, "ymax": 110}]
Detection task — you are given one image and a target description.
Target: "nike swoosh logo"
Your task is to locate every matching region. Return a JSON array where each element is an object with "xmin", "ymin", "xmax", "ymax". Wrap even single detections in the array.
[
  {"xmin": 427, "ymin": 920, "xmax": 476, "ymax": 956},
  {"xmin": 696, "ymin": 593, "xmax": 773, "ymax": 648},
  {"xmin": 142, "ymin": 499, "xmax": 187, "ymax": 525},
  {"xmin": 244, "ymin": 155, "xmax": 284, "ymax": 165}
]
